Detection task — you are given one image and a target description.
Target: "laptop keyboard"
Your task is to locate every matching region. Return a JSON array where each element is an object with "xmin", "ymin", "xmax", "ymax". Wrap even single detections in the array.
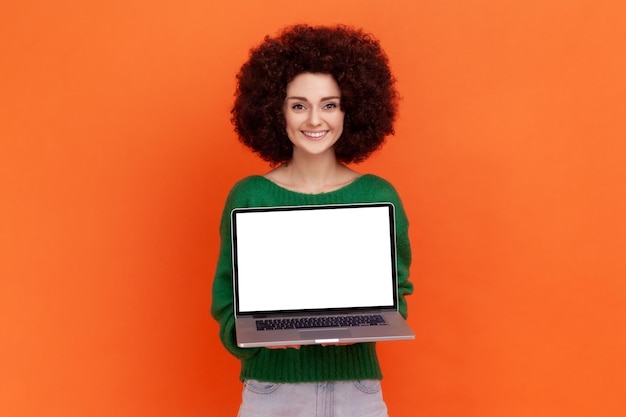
[{"xmin": 255, "ymin": 314, "xmax": 386, "ymax": 331}]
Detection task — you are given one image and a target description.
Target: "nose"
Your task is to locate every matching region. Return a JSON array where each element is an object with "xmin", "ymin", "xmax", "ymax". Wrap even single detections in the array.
[{"xmin": 307, "ymin": 108, "xmax": 322, "ymax": 126}]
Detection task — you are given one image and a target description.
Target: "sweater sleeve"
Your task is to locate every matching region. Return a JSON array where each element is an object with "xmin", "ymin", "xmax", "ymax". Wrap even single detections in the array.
[
  {"xmin": 358, "ymin": 176, "xmax": 413, "ymax": 318},
  {"xmin": 210, "ymin": 186, "xmax": 262, "ymax": 359},
  {"xmin": 393, "ymin": 195, "xmax": 413, "ymax": 319}
]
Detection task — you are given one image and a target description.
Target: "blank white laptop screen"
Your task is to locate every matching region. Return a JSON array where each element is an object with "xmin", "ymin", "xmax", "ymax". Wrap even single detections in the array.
[{"xmin": 233, "ymin": 204, "xmax": 396, "ymax": 313}]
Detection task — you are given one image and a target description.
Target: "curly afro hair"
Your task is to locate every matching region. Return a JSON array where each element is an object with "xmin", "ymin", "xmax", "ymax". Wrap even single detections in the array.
[{"xmin": 231, "ymin": 24, "xmax": 399, "ymax": 165}]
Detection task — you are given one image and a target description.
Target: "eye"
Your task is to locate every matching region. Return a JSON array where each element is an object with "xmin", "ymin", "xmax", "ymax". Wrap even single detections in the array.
[
  {"xmin": 322, "ymin": 102, "xmax": 339, "ymax": 110},
  {"xmin": 291, "ymin": 103, "xmax": 307, "ymax": 111}
]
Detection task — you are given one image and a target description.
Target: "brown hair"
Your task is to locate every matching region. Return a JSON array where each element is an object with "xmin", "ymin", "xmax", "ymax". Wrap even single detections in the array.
[{"xmin": 231, "ymin": 24, "xmax": 399, "ymax": 165}]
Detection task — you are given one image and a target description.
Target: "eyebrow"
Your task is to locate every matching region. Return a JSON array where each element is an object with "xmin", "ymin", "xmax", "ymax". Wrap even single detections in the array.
[{"xmin": 285, "ymin": 96, "xmax": 341, "ymax": 102}]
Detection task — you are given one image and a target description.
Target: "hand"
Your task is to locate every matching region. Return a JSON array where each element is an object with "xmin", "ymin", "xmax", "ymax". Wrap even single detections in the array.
[
  {"xmin": 265, "ymin": 342, "xmax": 355, "ymax": 349},
  {"xmin": 265, "ymin": 345, "xmax": 301, "ymax": 350},
  {"xmin": 321, "ymin": 342, "xmax": 355, "ymax": 347}
]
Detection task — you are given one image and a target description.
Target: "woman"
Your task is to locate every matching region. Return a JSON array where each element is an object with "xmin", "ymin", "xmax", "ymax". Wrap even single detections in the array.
[{"xmin": 211, "ymin": 24, "xmax": 413, "ymax": 417}]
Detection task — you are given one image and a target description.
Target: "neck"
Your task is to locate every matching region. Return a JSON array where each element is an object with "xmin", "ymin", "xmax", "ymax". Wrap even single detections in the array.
[
  {"xmin": 267, "ymin": 152, "xmax": 359, "ymax": 194},
  {"xmin": 289, "ymin": 151, "xmax": 340, "ymax": 178}
]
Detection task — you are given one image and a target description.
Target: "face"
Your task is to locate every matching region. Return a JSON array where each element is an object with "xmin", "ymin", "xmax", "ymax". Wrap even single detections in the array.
[{"xmin": 283, "ymin": 72, "xmax": 345, "ymax": 159}]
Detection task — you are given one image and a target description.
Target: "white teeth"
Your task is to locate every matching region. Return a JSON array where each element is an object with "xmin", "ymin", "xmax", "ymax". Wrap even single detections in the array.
[{"xmin": 303, "ymin": 131, "xmax": 327, "ymax": 138}]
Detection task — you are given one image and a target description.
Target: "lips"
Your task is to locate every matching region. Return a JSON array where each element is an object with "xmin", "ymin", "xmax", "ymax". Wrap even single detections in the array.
[{"xmin": 302, "ymin": 130, "xmax": 328, "ymax": 140}]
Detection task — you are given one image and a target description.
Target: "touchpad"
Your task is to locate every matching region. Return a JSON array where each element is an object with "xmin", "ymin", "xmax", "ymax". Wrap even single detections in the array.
[{"xmin": 299, "ymin": 329, "xmax": 352, "ymax": 339}]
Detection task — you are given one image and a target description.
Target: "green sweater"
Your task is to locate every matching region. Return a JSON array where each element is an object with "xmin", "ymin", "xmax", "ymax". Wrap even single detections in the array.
[{"xmin": 210, "ymin": 174, "xmax": 413, "ymax": 383}]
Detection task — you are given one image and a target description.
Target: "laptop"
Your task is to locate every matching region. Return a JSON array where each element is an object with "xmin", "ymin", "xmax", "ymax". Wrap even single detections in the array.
[{"xmin": 231, "ymin": 202, "xmax": 414, "ymax": 348}]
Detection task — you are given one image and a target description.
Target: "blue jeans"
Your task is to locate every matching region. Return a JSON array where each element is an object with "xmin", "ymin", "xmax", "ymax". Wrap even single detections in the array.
[{"xmin": 237, "ymin": 380, "xmax": 389, "ymax": 417}]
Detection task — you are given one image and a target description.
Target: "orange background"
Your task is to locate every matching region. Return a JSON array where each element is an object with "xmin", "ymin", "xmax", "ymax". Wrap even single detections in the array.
[{"xmin": 1, "ymin": 1, "xmax": 625, "ymax": 416}]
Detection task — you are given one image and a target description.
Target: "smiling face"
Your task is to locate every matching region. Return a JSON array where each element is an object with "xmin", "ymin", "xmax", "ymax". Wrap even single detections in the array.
[{"xmin": 283, "ymin": 73, "xmax": 345, "ymax": 160}]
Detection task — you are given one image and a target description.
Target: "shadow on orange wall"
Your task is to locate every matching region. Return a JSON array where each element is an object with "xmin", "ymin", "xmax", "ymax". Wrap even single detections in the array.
[{"xmin": 1, "ymin": 1, "xmax": 625, "ymax": 416}]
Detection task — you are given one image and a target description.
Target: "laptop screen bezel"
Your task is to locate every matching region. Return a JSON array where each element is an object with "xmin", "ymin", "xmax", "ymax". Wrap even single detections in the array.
[{"xmin": 230, "ymin": 202, "xmax": 400, "ymax": 318}]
